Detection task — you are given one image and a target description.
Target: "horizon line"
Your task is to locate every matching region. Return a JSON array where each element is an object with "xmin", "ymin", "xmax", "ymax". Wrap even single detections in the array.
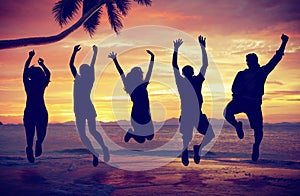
[{"xmin": 1, "ymin": 117, "xmax": 300, "ymax": 126}]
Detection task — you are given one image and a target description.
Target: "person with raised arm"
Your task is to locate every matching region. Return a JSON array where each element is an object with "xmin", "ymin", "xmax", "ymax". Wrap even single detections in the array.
[
  {"xmin": 224, "ymin": 34, "xmax": 289, "ymax": 161},
  {"xmin": 69, "ymin": 45, "xmax": 109, "ymax": 167},
  {"xmin": 108, "ymin": 50, "xmax": 155, "ymax": 143},
  {"xmin": 172, "ymin": 35, "xmax": 215, "ymax": 166},
  {"xmin": 23, "ymin": 50, "xmax": 51, "ymax": 163}
]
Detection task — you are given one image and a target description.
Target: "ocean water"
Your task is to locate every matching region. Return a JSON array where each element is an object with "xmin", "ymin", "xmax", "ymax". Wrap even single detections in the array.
[{"xmin": 0, "ymin": 123, "xmax": 299, "ymax": 170}]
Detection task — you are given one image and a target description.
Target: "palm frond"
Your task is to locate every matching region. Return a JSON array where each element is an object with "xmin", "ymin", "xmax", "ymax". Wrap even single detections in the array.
[
  {"xmin": 52, "ymin": 0, "xmax": 82, "ymax": 27},
  {"xmin": 106, "ymin": 1, "xmax": 123, "ymax": 34},
  {"xmin": 82, "ymin": 0, "xmax": 103, "ymax": 36},
  {"xmin": 133, "ymin": 0, "xmax": 152, "ymax": 6},
  {"xmin": 115, "ymin": 0, "xmax": 131, "ymax": 16}
]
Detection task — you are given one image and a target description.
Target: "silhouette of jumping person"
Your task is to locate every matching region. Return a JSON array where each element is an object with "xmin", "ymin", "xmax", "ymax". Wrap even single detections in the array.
[
  {"xmin": 108, "ymin": 50, "xmax": 155, "ymax": 144},
  {"xmin": 70, "ymin": 45, "xmax": 109, "ymax": 167},
  {"xmin": 224, "ymin": 34, "xmax": 289, "ymax": 161},
  {"xmin": 172, "ymin": 36, "xmax": 215, "ymax": 166},
  {"xmin": 23, "ymin": 50, "xmax": 50, "ymax": 163}
]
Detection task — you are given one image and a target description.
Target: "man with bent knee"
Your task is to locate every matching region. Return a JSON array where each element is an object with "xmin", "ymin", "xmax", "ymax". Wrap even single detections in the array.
[{"xmin": 224, "ymin": 34, "xmax": 289, "ymax": 161}]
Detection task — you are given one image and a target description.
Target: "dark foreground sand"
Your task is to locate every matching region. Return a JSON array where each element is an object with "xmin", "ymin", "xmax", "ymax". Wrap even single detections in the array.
[{"xmin": 0, "ymin": 155, "xmax": 299, "ymax": 196}]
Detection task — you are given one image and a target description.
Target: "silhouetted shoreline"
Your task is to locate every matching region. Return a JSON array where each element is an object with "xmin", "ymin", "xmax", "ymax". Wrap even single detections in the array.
[{"xmin": 1, "ymin": 118, "xmax": 300, "ymax": 127}]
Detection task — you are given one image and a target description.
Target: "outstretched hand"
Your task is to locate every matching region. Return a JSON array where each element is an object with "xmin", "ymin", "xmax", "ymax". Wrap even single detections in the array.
[
  {"xmin": 146, "ymin": 50, "xmax": 154, "ymax": 57},
  {"xmin": 173, "ymin": 39, "xmax": 183, "ymax": 51},
  {"xmin": 29, "ymin": 50, "xmax": 35, "ymax": 57},
  {"xmin": 198, "ymin": 35, "xmax": 206, "ymax": 47},
  {"xmin": 92, "ymin": 45, "xmax": 98, "ymax": 53},
  {"xmin": 108, "ymin": 51, "xmax": 117, "ymax": 59},
  {"xmin": 281, "ymin": 34, "xmax": 289, "ymax": 43},
  {"xmin": 38, "ymin": 58, "xmax": 44, "ymax": 65},
  {"xmin": 74, "ymin": 45, "xmax": 81, "ymax": 52}
]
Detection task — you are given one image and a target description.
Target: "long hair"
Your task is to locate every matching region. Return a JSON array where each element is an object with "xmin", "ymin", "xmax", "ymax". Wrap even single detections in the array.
[
  {"xmin": 28, "ymin": 66, "xmax": 47, "ymax": 86},
  {"xmin": 124, "ymin": 66, "xmax": 143, "ymax": 94}
]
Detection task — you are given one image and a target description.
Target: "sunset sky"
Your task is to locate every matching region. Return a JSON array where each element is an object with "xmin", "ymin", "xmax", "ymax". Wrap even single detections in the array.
[{"xmin": 0, "ymin": 0, "xmax": 299, "ymax": 124}]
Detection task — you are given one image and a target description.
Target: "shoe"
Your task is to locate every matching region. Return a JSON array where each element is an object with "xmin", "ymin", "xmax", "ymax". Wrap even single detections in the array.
[
  {"xmin": 181, "ymin": 148, "xmax": 189, "ymax": 166},
  {"xmin": 146, "ymin": 134, "xmax": 154, "ymax": 141},
  {"xmin": 193, "ymin": 145, "xmax": 201, "ymax": 164},
  {"xmin": 252, "ymin": 144, "xmax": 259, "ymax": 161},
  {"xmin": 236, "ymin": 121, "xmax": 244, "ymax": 139},
  {"xmin": 92, "ymin": 155, "xmax": 99, "ymax": 167},
  {"xmin": 35, "ymin": 142, "xmax": 42, "ymax": 157},
  {"xmin": 26, "ymin": 147, "xmax": 35, "ymax": 163},
  {"xmin": 124, "ymin": 129, "xmax": 133, "ymax": 143}
]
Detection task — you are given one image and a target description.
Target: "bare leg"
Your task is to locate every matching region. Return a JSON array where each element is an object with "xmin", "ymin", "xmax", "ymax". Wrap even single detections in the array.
[
  {"xmin": 24, "ymin": 122, "xmax": 35, "ymax": 163},
  {"xmin": 180, "ymin": 117, "xmax": 193, "ymax": 167},
  {"xmin": 199, "ymin": 124, "xmax": 215, "ymax": 152},
  {"xmin": 181, "ymin": 133, "xmax": 191, "ymax": 166},
  {"xmin": 76, "ymin": 116, "xmax": 99, "ymax": 167},
  {"xmin": 24, "ymin": 124, "xmax": 35, "ymax": 149},
  {"xmin": 35, "ymin": 110, "xmax": 48, "ymax": 157},
  {"xmin": 87, "ymin": 118, "xmax": 110, "ymax": 162},
  {"xmin": 194, "ymin": 124, "xmax": 215, "ymax": 164}
]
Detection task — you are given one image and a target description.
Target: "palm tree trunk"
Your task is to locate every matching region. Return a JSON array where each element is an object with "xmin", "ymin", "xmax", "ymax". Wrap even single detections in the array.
[{"xmin": 0, "ymin": 1, "xmax": 106, "ymax": 50}]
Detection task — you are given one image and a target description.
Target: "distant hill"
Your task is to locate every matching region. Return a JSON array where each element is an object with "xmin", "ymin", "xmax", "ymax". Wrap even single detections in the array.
[
  {"xmin": 60, "ymin": 121, "xmax": 75, "ymax": 126},
  {"xmin": 164, "ymin": 118, "xmax": 179, "ymax": 125},
  {"xmin": 99, "ymin": 118, "xmax": 180, "ymax": 126},
  {"xmin": 1, "ymin": 118, "xmax": 299, "ymax": 127},
  {"xmin": 264, "ymin": 122, "xmax": 300, "ymax": 127},
  {"xmin": 102, "ymin": 120, "xmax": 130, "ymax": 126}
]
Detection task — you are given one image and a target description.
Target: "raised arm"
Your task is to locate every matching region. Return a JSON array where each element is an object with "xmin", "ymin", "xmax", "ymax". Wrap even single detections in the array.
[
  {"xmin": 172, "ymin": 39, "xmax": 184, "ymax": 82},
  {"xmin": 172, "ymin": 39, "xmax": 183, "ymax": 70},
  {"xmin": 172, "ymin": 39, "xmax": 185, "ymax": 85},
  {"xmin": 69, "ymin": 45, "xmax": 81, "ymax": 78},
  {"xmin": 38, "ymin": 58, "xmax": 51, "ymax": 83},
  {"xmin": 90, "ymin": 45, "xmax": 98, "ymax": 68},
  {"xmin": 108, "ymin": 51, "xmax": 126, "ymax": 81},
  {"xmin": 23, "ymin": 50, "xmax": 35, "ymax": 83},
  {"xmin": 277, "ymin": 34, "xmax": 289, "ymax": 55},
  {"xmin": 263, "ymin": 34, "xmax": 289, "ymax": 74},
  {"xmin": 90, "ymin": 45, "xmax": 98, "ymax": 79},
  {"xmin": 144, "ymin": 50, "xmax": 155, "ymax": 82},
  {"xmin": 199, "ymin": 35, "xmax": 208, "ymax": 77}
]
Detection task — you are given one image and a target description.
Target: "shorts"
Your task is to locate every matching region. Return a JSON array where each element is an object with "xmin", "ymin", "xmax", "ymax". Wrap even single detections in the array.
[{"xmin": 179, "ymin": 110, "xmax": 209, "ymax": 143}]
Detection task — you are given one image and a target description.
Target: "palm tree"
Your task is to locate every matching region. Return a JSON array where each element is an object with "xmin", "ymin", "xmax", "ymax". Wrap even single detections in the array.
[{"xmin": 0, "ymin": 0, "xmax": 152, "ymax": 50}]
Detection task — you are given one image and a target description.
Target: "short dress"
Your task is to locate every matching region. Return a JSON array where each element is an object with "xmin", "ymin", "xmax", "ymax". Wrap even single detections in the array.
[
  {"xmin": 129, "ymin": 82, "xmax": 154, "ymax": 136},
  {"xmin": 73, "ymin": 76, "xmax": 97, "ymax": 119}
]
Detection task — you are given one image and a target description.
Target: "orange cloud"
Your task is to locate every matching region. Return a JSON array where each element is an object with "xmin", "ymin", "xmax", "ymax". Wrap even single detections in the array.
[{"xmin": 0, "ymin": 1, "xmax": 299, "ymax": 123}]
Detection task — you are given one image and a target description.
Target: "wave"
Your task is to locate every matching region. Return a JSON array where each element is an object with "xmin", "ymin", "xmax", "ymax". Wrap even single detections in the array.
[
  {"xmin": 1, "ymin": 147, "xmax": 299, "ymax": 171},
  {"xmin": 214, "ymin": 157, "xmax": 300, "ymax": 170},
  {"xmin": 0, "ymin": 156, "xmax": 25, "ymax": 166}
]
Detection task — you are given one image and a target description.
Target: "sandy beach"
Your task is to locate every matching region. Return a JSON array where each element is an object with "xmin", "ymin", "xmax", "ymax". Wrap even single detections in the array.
[
  {"xmin": 1, "ymin": 124, "xmax": 300, "ymax": 195},
  {"xmin": 0, "ymin": 0, "xmax": 300, "ymax": 195},
  {"xmin": 1, "ymin": 154, "xmax": 300, "ymax": 195}
]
